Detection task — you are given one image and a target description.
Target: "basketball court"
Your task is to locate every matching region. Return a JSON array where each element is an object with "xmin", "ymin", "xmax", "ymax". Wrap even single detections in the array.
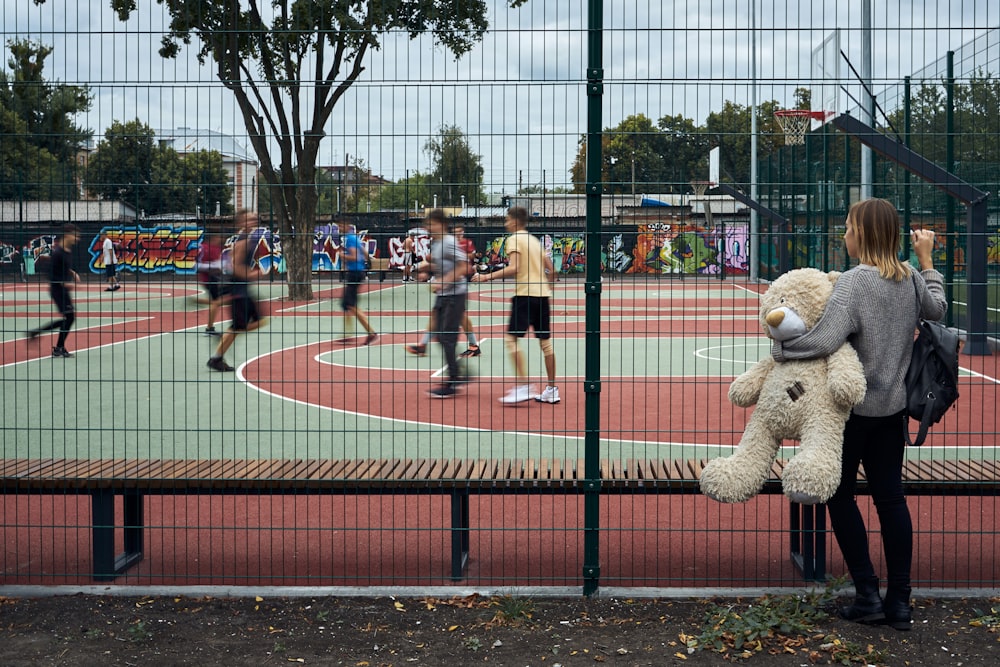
[{"xmin": 2, "ymin": 274, "xmax": 997, "ymax": 587}]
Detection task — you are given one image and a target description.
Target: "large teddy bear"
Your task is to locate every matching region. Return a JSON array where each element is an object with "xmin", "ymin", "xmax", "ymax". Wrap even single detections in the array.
[{"xmin": 699, "ymin": 268, "xmax": 867, "ymax": 505}]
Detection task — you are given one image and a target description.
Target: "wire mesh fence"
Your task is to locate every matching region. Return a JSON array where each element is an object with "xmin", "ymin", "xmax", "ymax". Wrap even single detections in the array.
[{"xmin": 2, "ymin": 1, "xmax": 998, "ymax": 592}]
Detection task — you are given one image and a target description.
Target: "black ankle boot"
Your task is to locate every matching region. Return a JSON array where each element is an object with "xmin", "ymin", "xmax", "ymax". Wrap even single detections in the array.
[
  {"xmin": 838, "ymin": 577, "xmax": 885, "ymax": 624},
  {"xmin": 881, "ymin": 588, "xmax": 912, "ymax": 631}
]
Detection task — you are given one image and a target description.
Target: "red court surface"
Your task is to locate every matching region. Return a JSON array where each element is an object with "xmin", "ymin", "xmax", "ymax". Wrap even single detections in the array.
[
  {"xmin": 2, "ymin": 493, "xmax": 996, "ymax": 588},
  {"xmin": 3, "ymin": 278, "xmax": 998, "ymax": 589}
]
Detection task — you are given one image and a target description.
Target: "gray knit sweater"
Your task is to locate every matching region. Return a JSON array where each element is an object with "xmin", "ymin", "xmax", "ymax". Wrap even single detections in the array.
[{"xmin": 772, "ymin": 264, "xmax": 947, "ymax": 417}]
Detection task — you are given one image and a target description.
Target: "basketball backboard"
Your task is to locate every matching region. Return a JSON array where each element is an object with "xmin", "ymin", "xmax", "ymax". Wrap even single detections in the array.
[
  {"xmin": 810, "ymin": 29, "xmax": 842, "ymax": 129},
  {"xmin": 708, "ymin": 146, "xmax": 720, "ymax": 186}
]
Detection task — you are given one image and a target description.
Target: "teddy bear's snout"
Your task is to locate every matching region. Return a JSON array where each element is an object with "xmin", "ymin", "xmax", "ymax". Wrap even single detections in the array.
[{"xmin": 765, "ymin": 310, "xmax": 785, "ymax": 327}]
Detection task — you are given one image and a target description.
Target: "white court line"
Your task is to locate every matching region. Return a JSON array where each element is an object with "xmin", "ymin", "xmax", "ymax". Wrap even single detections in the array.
[
  {"xmin": 953, "ymin": 299, "xmax": 1000, "ymax": 314},
  {"xmin": 241, "ymin": 337, "xmax": 716, "ymax": 445},
  {"xmin": 1, "ymin": 317, "xmax": 155, "ymax": 368},
  {"xmin": 276, "ymin": 281, "xmax": 401, "ymax": 313},
  {"xmin": 231, "ymin": 339, "xmax": 1000, "ymax": 452},
  {"xmin": 430, "ymin": 337, "xmax": 490, "ymax": 378}
]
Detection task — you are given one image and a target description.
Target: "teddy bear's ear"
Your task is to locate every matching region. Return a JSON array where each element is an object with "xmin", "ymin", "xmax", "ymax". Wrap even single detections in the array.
[{"xmin": 827, "ymin": 271, "xmax": 841, "ymax": 284}]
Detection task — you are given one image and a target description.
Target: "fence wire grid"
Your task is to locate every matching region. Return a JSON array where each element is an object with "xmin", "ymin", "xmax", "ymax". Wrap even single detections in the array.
[{"xmin": 2, "ymin": 1, "xmax": 999, "ymax": 592}]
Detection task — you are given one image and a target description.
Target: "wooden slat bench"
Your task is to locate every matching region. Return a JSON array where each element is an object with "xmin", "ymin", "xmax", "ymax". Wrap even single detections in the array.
[{"xmin": 2, "ymin": 457, "xmax": 998, "ymax": 582}]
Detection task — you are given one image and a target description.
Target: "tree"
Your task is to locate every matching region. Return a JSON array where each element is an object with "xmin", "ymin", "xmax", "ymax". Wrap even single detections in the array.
[
  {"xmin": 56, "ymin": 0, "xmax": 528, "ymax": 301},
  {"xmin": 183, "ymin": 149, "xmax": 235, "ymax": 216},
  {"xmin": 0, "ymin": 105, "xmax": 63, "ymax": 200},
  {"xmin": 85, "ymin": 119, "xmax": 156, "ymax": 210},
  {"xmin": 568, "ymin": 113, "xmax": 704, "ymax": 195},
  {"xmin": 85, "ymin": 119, "xmax": 232, "ymax": 216},
  {"xmin": 424, "ymin": 124, "xmax": 486, "ymax": 207},
  {"xmin": 656, "ymin": 114, "xmax": 710, "ymax": 191},
  {"xmin": 704, "ymin": 100, "xmax": 783, "ymax": 185},
  {"xmin": 373, "ymin": 172, "xmax": 434, "ymax": 212},
  {"xmin": 0, "ymin": 38, "xmax": 91, "ymax": 199}
]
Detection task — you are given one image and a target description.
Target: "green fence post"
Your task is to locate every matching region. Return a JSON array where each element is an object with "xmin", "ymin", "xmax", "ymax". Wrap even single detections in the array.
[
  {"xmin": 945, "ymin": 51, "xmax": 956, "ymax": 327},
  {"xmin": 582, "ymin": 0, "xmax": 604, "ymax": 597}
]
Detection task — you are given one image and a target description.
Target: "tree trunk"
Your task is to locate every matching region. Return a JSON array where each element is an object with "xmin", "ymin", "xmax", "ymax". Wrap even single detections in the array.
[
  {"xmin": 281, "ymin": 170, "xmax": 321, "ymax": 301},
  {"xmin": 284, "ymin": 229, "xmax": 314, "ymax": 301}
]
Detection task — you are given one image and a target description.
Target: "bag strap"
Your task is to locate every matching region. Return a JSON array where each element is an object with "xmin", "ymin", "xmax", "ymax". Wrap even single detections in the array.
[
  {"xmin": 905, "ymin": 272, "xmax": 927, "ymax": 447},
  {"xmin": 904, "ymin": 325, "xmax": 934, "ymax": 447}
]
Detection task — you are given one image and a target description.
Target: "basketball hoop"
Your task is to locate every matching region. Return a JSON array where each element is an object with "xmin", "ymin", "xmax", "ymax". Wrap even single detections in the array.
[
  {"xmin": 774, "ymin": 110, "xmax": 831, "ymax": 145},
  {"xmin": 691, "ymin": 181, "xmax": 714, "ymax": 197}
]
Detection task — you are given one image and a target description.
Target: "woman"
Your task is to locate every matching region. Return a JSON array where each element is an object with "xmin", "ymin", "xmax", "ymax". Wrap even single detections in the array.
[{"xmin": 773, "ymin": 198, "xmax": 946, "ymax": 631}]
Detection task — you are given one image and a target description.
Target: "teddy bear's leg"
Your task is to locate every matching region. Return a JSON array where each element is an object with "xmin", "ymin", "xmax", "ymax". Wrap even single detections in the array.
[
  {"xmin": 781, "ymin": 420, "xmax": 845, "ymax": 505},
  {"xmin": 699, "ymin": 420, "xmax": 782, "ymax": 503}
]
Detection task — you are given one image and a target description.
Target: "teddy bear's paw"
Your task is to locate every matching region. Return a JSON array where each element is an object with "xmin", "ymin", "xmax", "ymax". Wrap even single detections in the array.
[
  {"xmin": 727, "ymin": 384, "xmax": 760, "ymax": 408},
  {"xmin": 699, "ymin": 459, "xmax": 767, "ymax": 504},
  {"xmin": 784, "ymin": 489, "xmax": 826, "ymax": 505},
  {"xmin": 782, "ymin": 454, "xmax": 841, "ymax": 505}
]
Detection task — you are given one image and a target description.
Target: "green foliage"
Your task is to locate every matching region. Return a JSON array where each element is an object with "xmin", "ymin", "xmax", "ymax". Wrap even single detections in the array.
[
  {"xmin": 970, "ymin": 606, "xmax": 1000, "ymax": 630},
  {"xmin": 373, "ymin": 171, "xmax": 434, "ymax": 212},
  {"xmin": 462, "ymin": 636, "xmax": 482, "ymax": 651},
  {"xmin": 84, "ymin": 119, "xmax": 156, "ymax": 206},
  {"xmin": 0, "ymin": 38, "xmax": 92, "ymax": 200},
  {"xmin": 126, "ymin": 620, "xmax": 152, "ymax": 642},
  {"xmin": 704, "ymin": 99, "xmax": 784, "ymax": 185},
  {"xmin": 688, "ymin": 580, "xmax": 835, "ymax": 658},
  {"xmin": 490, "ymin": 594, "xmax": 534, "ymax": 626},
  {"xmin": 40, "ymin": 0, "xmax": 529, "ymax": 299},
  {"xmin": 85, "ymin": 119, "xmax": 232, "ymax": 216},
  {"xmin": 424, "ymin": 124, "xmax": 487, "ymax": 206}
]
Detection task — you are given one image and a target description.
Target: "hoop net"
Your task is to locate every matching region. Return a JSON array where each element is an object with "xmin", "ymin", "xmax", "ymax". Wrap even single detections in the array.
[{"xmin": 774, "ymin": 110, "xmax": 828, "ymax": 145}]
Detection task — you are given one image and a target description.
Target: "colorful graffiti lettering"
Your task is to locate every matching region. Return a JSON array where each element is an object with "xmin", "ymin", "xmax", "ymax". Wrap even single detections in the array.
[
  {"xmin": 604, "ymin": 233, "xmax": 633, "ymax": 273},
  {"xmin": 28, "ymin": 235, "xmax": 57, "ymax": 261},
  {"xmin": 481, "ymin": 236, "xmax": 509, "ymax": 269},
  {"xmin": 89, "ymin": 227, "xmax": 201, "ymax": 274},
  {"xmin": 310, "ymin": 225, "xmax": 381, "ymax": 272},
  {"xmin": 627, "ymin": 222, "xmax": 748, "ymax": 275},
  {"xmin": 0, "ymin": 242, "xmax": 16, "ymax": 264},
  {"xmin": 720, "ymin": 224, "xmax": 749, "ymax": 274},
  {"xmin": 384, "ymin": 232, "xmax": 430, "ymax": 270},
  {"xmin": 550, "ymin": 235, "xmax": 586, "ymax": 273}
]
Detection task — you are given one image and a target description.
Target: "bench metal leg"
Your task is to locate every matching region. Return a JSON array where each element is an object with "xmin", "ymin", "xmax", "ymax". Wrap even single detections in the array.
[
  {"xmin": 789, "ymin": 501, "xmax": 827, "ymax": 582},
  {"xmin": 91, "ymin": 489, "xmax": 145, "ymax": 582},
  {"xmin": 450, "ymin": 491, "xmax": 470, "ymax": 580}
]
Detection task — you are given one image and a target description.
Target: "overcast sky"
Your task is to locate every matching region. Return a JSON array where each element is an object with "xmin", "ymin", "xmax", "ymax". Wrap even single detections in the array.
[{"xmin": 3, "ymin": 1, "xmax": 996, "ymax": 195}]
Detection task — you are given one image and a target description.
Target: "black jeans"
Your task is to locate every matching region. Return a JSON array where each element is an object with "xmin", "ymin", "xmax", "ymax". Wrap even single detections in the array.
[
  {"xmin": 827, "ymin": 410, "xmax": 912, "ymax": 592},
  {"xmin": 433, "ymin": 293, "xmax": 467, "ymax": 382}
]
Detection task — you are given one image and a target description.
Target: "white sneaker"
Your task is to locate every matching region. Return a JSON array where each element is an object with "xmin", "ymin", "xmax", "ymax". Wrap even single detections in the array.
[
  {"xmin": 534, "ymin": 386, "xmax": 561, "ymax": 404},
  {"xmin": 499, "ymin": 384, "xmax": 535, "ymax": 404}
]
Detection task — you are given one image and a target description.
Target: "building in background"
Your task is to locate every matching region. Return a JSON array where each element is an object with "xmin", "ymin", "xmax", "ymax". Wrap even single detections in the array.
[{"xmin": 155, "ymin": 128, "xmax": 259, "ymax": 213}]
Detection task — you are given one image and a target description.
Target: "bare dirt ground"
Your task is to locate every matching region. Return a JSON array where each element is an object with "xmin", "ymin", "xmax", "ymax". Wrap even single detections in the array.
[{"xmin": 1, "ymin": 589, "xmax": 998, "ymax": 666}]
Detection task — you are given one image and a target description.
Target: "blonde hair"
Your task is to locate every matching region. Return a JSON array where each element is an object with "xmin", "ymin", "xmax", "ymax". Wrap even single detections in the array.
[{"xmin": 847, "ymin": 198, "xmax": 910, "ymax": 281}]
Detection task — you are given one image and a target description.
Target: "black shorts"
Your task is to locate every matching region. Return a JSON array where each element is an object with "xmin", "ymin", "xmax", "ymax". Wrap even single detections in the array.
[
  {"xmin": 507, "ymin": 296, "xmax": 551, "ymax": 339},
  {"xmin": 105, "ymin": 264, "xmax": 117, "ymax": 278},
  {"xmin": 201, "ymin": 274, "xmax": 225, "ymax": 300},
  {"xmin": 229, "ymin": 290, "xmax": 261, "ymax": 331},
  {"xmin": 341, "ymin": 270, "xmax": 366, "ymax": 310},
  {"xmin": 50, "ymin": 284, "xmax": 74, "ymax": 317}
]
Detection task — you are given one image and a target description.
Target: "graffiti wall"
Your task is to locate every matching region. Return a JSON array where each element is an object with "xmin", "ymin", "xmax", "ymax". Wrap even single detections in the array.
[
  {"xmin": 15, "ymin": 218, "xmax": 1000, "ymax": 279},
  {"xmin": 467, "ymin": 223, "xmax": 750, "ymax": 276},
  {"xmin": 88, "ymin": 227, "xmax": 202, "ymax": 274},
  {"xmin": 626, "ymin": 222, "xmax": 748, "ymax": 275}
]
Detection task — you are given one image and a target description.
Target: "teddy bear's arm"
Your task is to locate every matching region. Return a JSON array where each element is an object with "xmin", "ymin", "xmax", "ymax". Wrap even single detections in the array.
[
  {"xmin": 825, "ymin": 344, "xmax": 867, "ymax": 408},
  {"xmin": 728, "ymin": 358, "xmax": 776, "ymax": 407}
]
